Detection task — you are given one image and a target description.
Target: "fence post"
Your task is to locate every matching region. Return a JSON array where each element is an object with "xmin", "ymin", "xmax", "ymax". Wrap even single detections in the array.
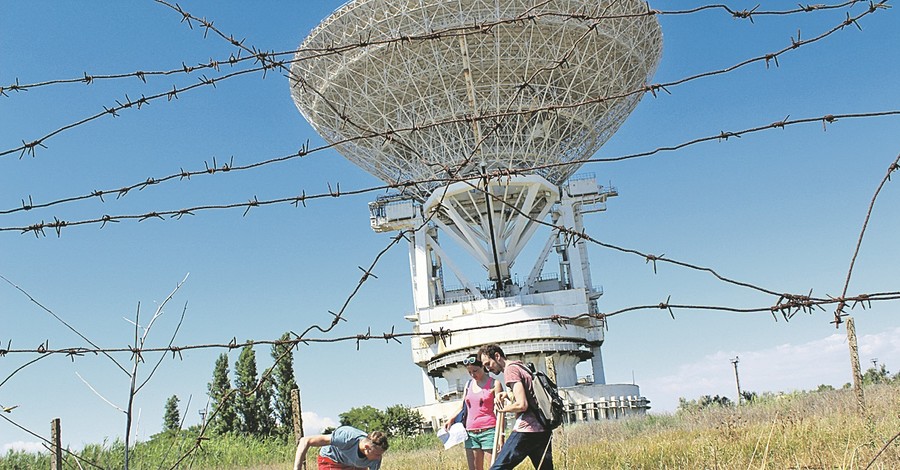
[
  {"xmin": 291, "ymin": 388, "xmax": 304, "ymax": 443},
  {"xmin": 51, "ymin": 418, "xmax": 62, "ymax": 470},
  {"xmin": 847, "ymin": 317, "xmax": 866, "ymax": 413}
]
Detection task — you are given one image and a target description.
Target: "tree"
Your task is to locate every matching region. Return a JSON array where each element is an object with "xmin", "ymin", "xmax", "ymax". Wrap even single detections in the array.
[
  {"xmin": 383, "ymin": 405, "xmax": 423, "ymax": 437},
  {"xmin": 163, "ymin": 395, "xmax": 181, "ymax": 432},
  {"xmin": 339, "ymin": 405, "xmax": 385, "ymax": 432},
  {"xmin": 235, "ymin": 344, "xmax": 261, "ymax": 435},
  {"xmin": 740, "ymin": 390, "xmax": 757, "ymax": 404},
  {"xmin": 234, "ymin": 343, "xmax": 276, "ymax": 436},
  {"xmin": 208, "ymin": 353, "xmax": 238, "ymax": 435},
  {"xmin": 271, "ymin": 332, "xmax": 299, "ymax": 435},
  {"xmin": 677, "ymin": 394, "xmax": 733, "ymax": 413},
  {"xmin": 862, "ymin": 364, "xmax": 891, "ymax": 386},
  {"xmin": 256, "ymin": 370, "xmax": 277, "ymax": 436},
  {"xmin": 700, "ymin": 395, "xmax": 733, "ymax": 408}
]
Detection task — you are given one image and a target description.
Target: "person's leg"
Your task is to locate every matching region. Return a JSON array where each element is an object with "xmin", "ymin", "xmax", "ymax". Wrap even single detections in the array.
[
  {"xmin": 525, "ymin": 432, "xmax": 553, "ymax": 470},
  {"xmin": 488, "ymin": 432, "xmax": 529, "ymax": 470},
  {"xmin": 481, "ymin": 448, "xmax": 492, "ymax": 469},
  {"xmin": 474, "ymin": 428, "xmax": 494, "ymax": 469},
  {"xmin": 472, "ymin": 449, "xmax": 485, "ymax": 470},
  {"xmin": 465, "ymin": 447, "xmax": 477, "ymax": 470}
]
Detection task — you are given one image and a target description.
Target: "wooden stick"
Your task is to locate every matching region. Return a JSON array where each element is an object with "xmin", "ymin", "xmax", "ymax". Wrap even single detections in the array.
[{"xmin": 491, "ymin": 410, "xmax": 506, "ymax": 465}]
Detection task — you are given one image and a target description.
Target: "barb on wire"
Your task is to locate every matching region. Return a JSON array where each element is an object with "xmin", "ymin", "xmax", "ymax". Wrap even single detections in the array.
[
  {"xmin": 0, "ymin": 2, "xmax": 897, "ymax": 466},
  {"xmin": 1, "ymin": 62, "xmax": 273, "ymax": 159},
  {"xmin": 0, "ymin": 273, "xmax": 129, "ymax": 375},
  {"xmin": 0, "ymin": 292, "xmax": 895, "ymax": 358},
  {"xmin": 0, "ymin": 1, "xmax": 871, "ymax": 97},
  {"xmin": 2, "ymin": 107, "xmax": 899, "ymax": 225},
  {"xmin": 123, "ymin": 275, "xmax": 188, "ymax": 468},
  {"xmin": 1, "ymin": 1, "xmax": 886, "ymax": 162}
]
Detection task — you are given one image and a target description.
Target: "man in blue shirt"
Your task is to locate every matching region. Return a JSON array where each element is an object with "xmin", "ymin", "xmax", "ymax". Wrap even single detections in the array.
[{"xmin": 294, "ymin": 425, "xmax": 388, "ymax": 469}]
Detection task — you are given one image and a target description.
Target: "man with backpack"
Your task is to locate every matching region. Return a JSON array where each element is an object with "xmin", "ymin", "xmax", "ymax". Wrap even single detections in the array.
[{"xmin": 479, "ymin": 344, "xmax": 554, "ymax": 470}]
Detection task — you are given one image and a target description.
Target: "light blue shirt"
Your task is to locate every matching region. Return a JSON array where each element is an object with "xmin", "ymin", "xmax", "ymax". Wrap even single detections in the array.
[{"xmin": 319, "ymin": 426, "xmax": 381, "ymax": 470}]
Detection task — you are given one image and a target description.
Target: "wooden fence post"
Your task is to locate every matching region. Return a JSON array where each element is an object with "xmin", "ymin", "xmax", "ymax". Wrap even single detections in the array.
[
  {"xmin": 50, "ymin": 418, "xmax": 62, "ymax": 470},
  {"xmin": 291, "ymin": 388, "xmax": 304, "ymax": 443},
  {"xmin": 847, "ymin": 317, "xmax": 866, "ymax": 413}
]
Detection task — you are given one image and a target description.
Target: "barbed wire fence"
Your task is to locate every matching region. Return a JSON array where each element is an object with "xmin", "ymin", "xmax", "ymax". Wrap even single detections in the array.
[{"xmin": 1, "ymin": 0, "xmax": 898, "ymax": 468}]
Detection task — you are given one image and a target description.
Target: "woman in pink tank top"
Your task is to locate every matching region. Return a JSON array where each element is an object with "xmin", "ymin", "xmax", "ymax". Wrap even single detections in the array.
[{"xmin": 445, "ymin": 353, "xmax": 503, "ymax": 470}]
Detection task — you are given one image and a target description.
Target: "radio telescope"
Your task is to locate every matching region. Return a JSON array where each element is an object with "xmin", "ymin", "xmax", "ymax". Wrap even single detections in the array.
[{"xmin": 291, "ymin": 0, "xmax": 662, "ymax": 423}]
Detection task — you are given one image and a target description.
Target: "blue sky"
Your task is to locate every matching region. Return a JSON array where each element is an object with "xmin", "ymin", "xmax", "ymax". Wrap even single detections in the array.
[{"xmin": 2, "ymin": 0, "xmax": 899, "ymax": 454}]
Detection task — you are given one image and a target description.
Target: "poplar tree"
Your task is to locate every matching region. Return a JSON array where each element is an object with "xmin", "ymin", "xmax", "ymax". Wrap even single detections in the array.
[
  {"xmin": 208, "ymin": 353, "xmax": 238, "ymax": 435},
  {"xmin": 235, "ymin": 343, "xmax": 275, "ymax": 435},
  {"xmin": 256, "ymin": 371, "xmax": 276, "ymax": 436},
  {"xmin": 271, "ymin": 332, "xmax": 299, "ymax": 434},
  {"xmin": 234, "ymin": 344, "xmax": 260, "ymax": 434},
  {"xmin": 162, "ymin": 395, "xmax": 180, "ymax": 432}
]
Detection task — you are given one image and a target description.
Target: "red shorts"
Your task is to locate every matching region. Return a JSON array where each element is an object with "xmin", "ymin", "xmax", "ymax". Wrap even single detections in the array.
[{"xmin": 316, "ymin": 455, "xmax": 366, "ymax": 470}]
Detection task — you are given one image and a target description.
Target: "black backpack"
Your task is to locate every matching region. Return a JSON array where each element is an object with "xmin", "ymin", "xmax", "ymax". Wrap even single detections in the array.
[{"xmin": 511, "ymin": 362, "xmax": 565, "ymax": 430}]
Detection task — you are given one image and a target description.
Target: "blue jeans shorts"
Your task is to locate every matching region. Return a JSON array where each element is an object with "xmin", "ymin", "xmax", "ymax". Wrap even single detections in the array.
[{"xmin": 465, "ymin": 427, "xmax": 497, "ymax": 450}]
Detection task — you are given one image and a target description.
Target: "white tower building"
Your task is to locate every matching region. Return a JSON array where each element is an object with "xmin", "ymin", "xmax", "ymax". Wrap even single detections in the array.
[{"xmin": 291, "ymin": 0, "xmax": 662, "ymax": 424}]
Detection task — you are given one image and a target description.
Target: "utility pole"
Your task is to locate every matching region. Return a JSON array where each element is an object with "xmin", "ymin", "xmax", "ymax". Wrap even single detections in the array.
[{"xmin": 731, "ymin": 356, "xmax": 742, "ymax": 405}]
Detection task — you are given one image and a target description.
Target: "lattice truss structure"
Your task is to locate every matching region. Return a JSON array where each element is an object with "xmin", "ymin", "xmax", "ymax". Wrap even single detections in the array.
[{"xmin": 290, "ymin": 0, "xmax": 662, "ymax": 201}]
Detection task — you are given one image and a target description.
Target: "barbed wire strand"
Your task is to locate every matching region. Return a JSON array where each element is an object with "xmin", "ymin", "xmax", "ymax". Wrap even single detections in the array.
[
  {"xmin": 1, "ymin": 107, "xmax": 897, "ymax": 222},
  {"xmin": 0, "ymin": 413, "xmax": 105, "ymax": 470},
  {"xmin": 2, "ymin": 291, "xmax": 898, "ymax": 359},
  {"xmin": 0, "ymin": 1, "xmax": 886, "ymax": 160},
  {"xmin": 832, "ymin": 153, "xmax": 900, "ymax": 325},
  {"xmin": 4, "ymin": 111, "xmax": 897, "ymax": 316},
  {"xmin": 0, "ymin": 274, "xmax": 129, "ymax": 375},
  {"xmin": 0, "ymin": 1, "xmax": 897, "ymax": 466},
  {"xmin": 0, "ymin": 1, "xmax": 868, "ymax": 97}
]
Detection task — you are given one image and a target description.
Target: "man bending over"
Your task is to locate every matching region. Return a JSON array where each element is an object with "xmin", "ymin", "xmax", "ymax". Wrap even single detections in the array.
[{"xmin": 294, "ymin": 425, "xmax": 388, "ymax": 470}]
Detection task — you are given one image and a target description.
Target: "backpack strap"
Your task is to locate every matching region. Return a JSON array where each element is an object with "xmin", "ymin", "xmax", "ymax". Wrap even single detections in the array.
[
  {"xmin": 507, "ymin": 361, "xmax": 534, "ymax": 379},
  {"xmin": 452, "ymin": 379, "xmax": 474, "ymax": 425},
  {"xmin": 506, "ymin": 362, "xmax": 537, "ymax": 406}
]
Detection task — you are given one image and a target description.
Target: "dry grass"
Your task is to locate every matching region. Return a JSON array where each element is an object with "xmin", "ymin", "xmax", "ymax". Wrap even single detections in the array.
[
  {"xmin": 8, "ymin": 386, "xmax": 896, "ymax": 469},
  {"xmin": 384, "ymin": 384, "xmax": 900, "ymax": 470}
]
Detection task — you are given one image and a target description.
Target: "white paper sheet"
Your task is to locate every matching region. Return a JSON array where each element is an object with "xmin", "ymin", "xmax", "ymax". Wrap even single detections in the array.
[{"xmin": 436, "ymin": 422, "xmax": 467, "ymax": 449}]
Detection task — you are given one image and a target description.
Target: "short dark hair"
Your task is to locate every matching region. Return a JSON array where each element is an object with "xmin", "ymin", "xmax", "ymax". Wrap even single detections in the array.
[
  {"xmin": 478, "ymin": 344, "xmax": 505, "ymax": 361},
  {"xmin": 367, "ymin": 431, "xmax": 389, "ymax": 450}
]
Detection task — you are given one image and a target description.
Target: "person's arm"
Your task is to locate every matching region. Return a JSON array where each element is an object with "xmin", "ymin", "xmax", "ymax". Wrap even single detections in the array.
[
  {"xmin": 445, "ymin": 403, "xmax": 464, "ymax": 430},
  {"xmin": 491, "ymin": 378, "xmax": 505, "ymax": 414},
  {"xmin": 293, "ymin": 434, "xmax": 331, "ymax": 470},
  {"xmin": 500, "ymin": 381, "xmax": 529, "ymax": 414}
]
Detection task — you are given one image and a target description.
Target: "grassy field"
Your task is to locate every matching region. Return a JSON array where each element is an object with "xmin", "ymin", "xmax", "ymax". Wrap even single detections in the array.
[{"xmin": 4, "ymin": 384, "xmax": 899, "ymax": 469}]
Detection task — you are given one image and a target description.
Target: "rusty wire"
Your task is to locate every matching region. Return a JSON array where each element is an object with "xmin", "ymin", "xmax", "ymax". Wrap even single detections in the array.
[
  {"xmin": 0, "ymin": 291, "xmax": 898, "ymax": 359},
  {"xmin": 0, "ymin": 1, "xmax": 886, "ymax": 160},
  {"xmin": 0, "ymin": 109, "xmax": 897, "ymax": 315},
  {"xmin": 0, "ymin": 1, "xmax": 898, "ymax": 468},
  {"xmin": 832, "ymin": 153, "xmax": 900, "ymax": 325},
  {"xmin": 0, "ymin": 1, "xmax": 869, "ymax": 97},
  {"xmin": 2, "ymin": 108, "xmax": 898, "ymax": 230}
]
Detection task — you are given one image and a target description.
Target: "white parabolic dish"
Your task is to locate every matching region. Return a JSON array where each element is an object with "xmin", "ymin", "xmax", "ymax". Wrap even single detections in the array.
[{"xmin": 290, "ymin": 0, "xmax": 662, "ymax": 200}]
